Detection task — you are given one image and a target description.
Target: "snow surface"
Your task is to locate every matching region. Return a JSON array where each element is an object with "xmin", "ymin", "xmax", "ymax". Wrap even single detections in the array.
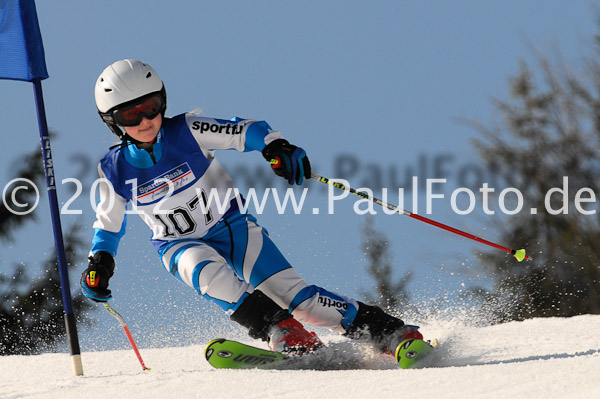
[{"xmin": 2, "ymin": 315, "xmax": 599, "ymax": 399}]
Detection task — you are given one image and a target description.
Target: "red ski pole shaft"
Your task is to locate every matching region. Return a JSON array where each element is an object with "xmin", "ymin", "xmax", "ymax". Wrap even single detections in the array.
[
  {"xmin": 310, "ymin": 173, "xmax": 529, "ymax": 262},
  {"xmin": 103, "ymin": 302, "xmax": 150, "ymax": 371},
  {"xmin": 121, "ymin": 324, "xmax": 148, "ymax": 371}
]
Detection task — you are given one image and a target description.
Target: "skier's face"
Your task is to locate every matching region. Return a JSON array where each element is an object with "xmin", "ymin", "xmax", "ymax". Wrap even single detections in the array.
[{"xmin": 123, "ymin": 113, "xmax": 162, "ymax": 143}]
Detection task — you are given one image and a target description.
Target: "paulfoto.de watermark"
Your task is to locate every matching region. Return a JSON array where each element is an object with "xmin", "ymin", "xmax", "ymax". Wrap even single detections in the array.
[{"xmin": 1, "ymin": 175, "xmax": 597, "ymax": 217}]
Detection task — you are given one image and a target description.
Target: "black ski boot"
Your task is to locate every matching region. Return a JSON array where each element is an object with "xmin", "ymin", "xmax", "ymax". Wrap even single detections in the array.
[
  {"xmin": 344, "ymin": 301, "xmax": 422, "ymax": 353},
  {"xmin": 230, "ymin": 290, "xmax": 322, "ymax": 353}
]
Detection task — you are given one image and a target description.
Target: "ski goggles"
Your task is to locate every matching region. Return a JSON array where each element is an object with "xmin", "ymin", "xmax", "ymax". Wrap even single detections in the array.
[{"xmin": 110, "ymin": 93, "xmax": 165, "ymax": 127}]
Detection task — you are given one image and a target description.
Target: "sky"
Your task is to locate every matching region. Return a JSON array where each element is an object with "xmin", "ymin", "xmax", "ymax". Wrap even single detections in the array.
[{"xmin": 1, "ymin": 1, "xmax": 599, "ymax": 350}]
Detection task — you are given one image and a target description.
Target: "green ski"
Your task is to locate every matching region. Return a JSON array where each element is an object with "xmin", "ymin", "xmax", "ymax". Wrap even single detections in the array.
[
  {"xmin": 205, "ymin": 339, "xmax": 287, "ymax": 369},
  {"xmin": 395, "ymin": 338, "xmax": 439, "ymax": 369},
  {"xmin": 205, "ymin": 337, "xmax": 439, "ymax": 370}
]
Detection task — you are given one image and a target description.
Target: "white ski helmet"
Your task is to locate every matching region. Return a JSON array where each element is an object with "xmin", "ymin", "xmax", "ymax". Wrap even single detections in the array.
[{"xmin": 95, "ymin": 59, "xmax": 166, "ymax": 137}]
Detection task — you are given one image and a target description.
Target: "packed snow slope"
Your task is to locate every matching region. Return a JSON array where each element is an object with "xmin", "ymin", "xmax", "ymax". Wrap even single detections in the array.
[{"xmin": 1, "ymin": 314, "xmax": 599, "ymax": 399}]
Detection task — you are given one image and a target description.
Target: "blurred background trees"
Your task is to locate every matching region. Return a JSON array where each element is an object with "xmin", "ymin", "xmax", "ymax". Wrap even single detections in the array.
[
  {"xmin": 469, "ymin": 41, "xmax": 600, "ymax": 320},
  {"xmin": 363, "ymin": 29, "xmax": 600, "ymax": 323},
  {"xmin": 360, "ymin": 216, "xmax": 413, "ymax": 314},
  {"xmin": 0, "ymin": 143, "xmax": 92, "ymax": 355}
]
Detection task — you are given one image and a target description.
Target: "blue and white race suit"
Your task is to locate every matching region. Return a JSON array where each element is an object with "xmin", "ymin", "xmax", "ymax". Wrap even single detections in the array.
[{"xmin": 91, "ymin": 113, "xmax": 358, "ymax": 332}]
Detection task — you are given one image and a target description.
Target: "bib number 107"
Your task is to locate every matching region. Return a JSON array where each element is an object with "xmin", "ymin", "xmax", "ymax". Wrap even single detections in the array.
[{"xmin": 154, "ymin": 190, "xmax": 213, "ymax": 237}]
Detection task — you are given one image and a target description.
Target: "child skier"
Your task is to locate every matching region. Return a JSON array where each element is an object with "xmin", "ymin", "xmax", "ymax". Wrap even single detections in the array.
[{"xmin": 81, "ymin": 59, "xmax": 423, "ymax": 354}]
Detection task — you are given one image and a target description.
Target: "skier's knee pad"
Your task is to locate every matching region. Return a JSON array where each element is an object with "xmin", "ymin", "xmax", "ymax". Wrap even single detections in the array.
[{"xmin": 160, "ymin": 242, "xmax": 252, "ymax": 313}]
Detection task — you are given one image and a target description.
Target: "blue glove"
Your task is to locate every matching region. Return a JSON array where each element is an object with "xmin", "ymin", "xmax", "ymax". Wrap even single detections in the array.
[
  {"xmin": 262, "ymin": 139, "xmax": 311, "ymax": 185},
  {"xmin": 80, "ymin": 251, "xmax": 115, "ymax": 302}
]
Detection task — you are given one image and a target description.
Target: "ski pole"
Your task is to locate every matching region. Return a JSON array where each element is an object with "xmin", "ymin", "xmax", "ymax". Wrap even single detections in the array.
[
  {"xmin": 103, "ymin": 302, "xmax": 150, "ymax": 371},
  {"xmin": 310, "ymin": 173, "xmax": 529, "ymax": 262}
]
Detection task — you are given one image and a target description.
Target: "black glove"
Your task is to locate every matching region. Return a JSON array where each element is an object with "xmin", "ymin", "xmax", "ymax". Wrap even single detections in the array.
[
  {"xmin": 80, "ymin": 251, "xmax": 115, "ymax": 302},
  {"xmin": 262, "ymin": 139, "xmax": 311, "ymax": 185}
]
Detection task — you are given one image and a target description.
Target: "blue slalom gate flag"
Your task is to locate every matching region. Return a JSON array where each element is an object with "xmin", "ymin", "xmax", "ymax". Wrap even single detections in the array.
[{"xmin": 0, "ymin": 0, "xmax": 48, "ymax": 81}]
